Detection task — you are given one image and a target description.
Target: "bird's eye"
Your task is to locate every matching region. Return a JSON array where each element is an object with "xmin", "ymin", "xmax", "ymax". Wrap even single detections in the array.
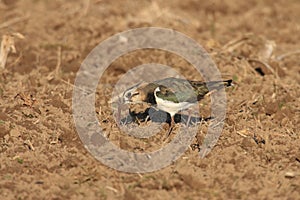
[{"xmin": 126, "ymin": 92, "xmax": 131, "ymax": 98}]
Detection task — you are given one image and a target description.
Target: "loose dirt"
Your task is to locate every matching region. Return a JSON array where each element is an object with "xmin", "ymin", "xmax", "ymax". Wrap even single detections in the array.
[{"xmin": 0, "ymin": 0, "xmax": 299, "ymax": 199}]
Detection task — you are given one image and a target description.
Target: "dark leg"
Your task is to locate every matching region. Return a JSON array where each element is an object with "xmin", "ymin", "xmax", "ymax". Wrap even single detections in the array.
[
  {"xmin": 164, "ymin": 116, "xmax": 175, "ymax": 139},
  {"xmin": 186, "ymin": 110, "xmax": 192, "ymax": 126}
]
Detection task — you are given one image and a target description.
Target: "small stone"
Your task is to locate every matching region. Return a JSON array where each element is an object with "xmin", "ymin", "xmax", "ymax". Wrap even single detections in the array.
[
  {"xmin": 285, "ymin": 172, "xmax": 296, "ymax": 178},
  {"xmin": 10, "ymin": 129, "xmax": 20, "ymax": 137},
  {"xmin": 241, "ymin": 137, "xmax": 256, "ymax": 149},
  {"xmin": 4, "ymin": 134, "xmax": 10, "ymax": 141}
]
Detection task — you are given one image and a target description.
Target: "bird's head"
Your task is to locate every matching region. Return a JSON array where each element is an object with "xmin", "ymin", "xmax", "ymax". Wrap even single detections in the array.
[
  {"xmin": 123, "ymin": 88, "xmax": 141, "ymax": 103},
  {"xmin": 123, "ymin": 82, "xmax": 160, "ymax": 105},
  {"xmin": 122, "ymin": 82, "xmax": 148, "ymax": 104}
]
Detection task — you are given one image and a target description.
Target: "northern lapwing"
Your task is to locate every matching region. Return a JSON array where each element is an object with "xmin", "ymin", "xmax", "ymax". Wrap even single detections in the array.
[{"xmin": 123, "ymin": 77, "xmax": 232, "ymax": 136}]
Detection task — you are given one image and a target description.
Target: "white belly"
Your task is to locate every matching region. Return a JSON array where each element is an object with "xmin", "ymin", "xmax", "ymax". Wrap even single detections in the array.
[{"xmin": 156, "ymin": 97, "xmax": 193, "ymax": 117}]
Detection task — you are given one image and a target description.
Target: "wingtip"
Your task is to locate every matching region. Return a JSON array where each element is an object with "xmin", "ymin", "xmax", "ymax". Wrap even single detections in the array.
[{"xmin": 224, "ymin": 79, "xmax": 233, "ymax": 87}]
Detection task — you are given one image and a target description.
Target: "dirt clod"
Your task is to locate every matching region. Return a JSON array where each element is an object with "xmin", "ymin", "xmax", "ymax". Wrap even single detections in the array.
[{"xmin": 0, "ymin": 0, "xmax": 299, "ymax": 199}]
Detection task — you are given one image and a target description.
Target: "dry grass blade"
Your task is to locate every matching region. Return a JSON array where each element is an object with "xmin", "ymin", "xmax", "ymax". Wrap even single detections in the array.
[
  {"xmin": 82, "ymin": 0, "xmax": 90, "ymax": 16},
  {"xmin": 0, "ymin": 34, "xmax": 15, "ymax": 69},
  {"xmin": 0, "ymin": 33, "xmax": 24, "ymax": 69},
  {"xmin": 221, "ymin": 34, "xmax": 252, "ymax": 52},
  {"xmin": 0, "ymin": 15, "xmax": 29, "ymax": 29},
  {"xmin": 276, "ymin": 50, "xmax": 300, "ymax": 61},
  {"xmin": 248, "ymin": 59, "xmax": 279, "ymax": 78},
  {"xmin": 55, "ymin": 46, "xmax": 62, "ymax": 75},
  {"xmin": 105, "ymin": 186, "xmax": 118, "ymax": 193},
  {"xmin": 24, "ymin": 140, "xmax": 35, "ymax": 151},
  {"xmin": 258, "ymin": 40, "xmax": 276, "ymax": 61}
]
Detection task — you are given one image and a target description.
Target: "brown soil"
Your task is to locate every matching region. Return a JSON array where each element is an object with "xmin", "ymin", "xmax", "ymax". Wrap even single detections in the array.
[{"xmin": 0, "ymin": 0, "xmax": 299, "ymax": 199}]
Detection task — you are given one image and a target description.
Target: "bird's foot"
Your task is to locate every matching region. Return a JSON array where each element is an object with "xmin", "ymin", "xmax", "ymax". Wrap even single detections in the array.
[
  {"xmin": 163, "ymin": 117, "xmax": 175, "ymax": 141},
  {"xmin": 163, "ymin": 125, "xmax": 173, "ymax": 140}
]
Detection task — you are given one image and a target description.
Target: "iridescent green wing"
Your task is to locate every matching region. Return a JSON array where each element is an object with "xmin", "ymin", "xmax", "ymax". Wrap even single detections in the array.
[
  {"xmin": 155, "ymin": 78, "xmax": 199, "ymax": 103},
  {"xmin": 190, "ymin": 79, "xmax": 232, "ymax": 100},
  {"xmin": 154, "ymin": 77, "xmax": 232, "ymax": 102}
]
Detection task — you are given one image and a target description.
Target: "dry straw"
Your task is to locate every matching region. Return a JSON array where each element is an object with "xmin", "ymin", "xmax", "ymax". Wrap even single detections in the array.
[{"xmin": 0, "ymin": 33, "xmax": 24, "ymax": 69}]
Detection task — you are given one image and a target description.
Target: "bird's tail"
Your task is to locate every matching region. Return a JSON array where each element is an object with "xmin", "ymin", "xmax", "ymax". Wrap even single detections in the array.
[
  {"xmin": 190, "ymin": 79, "xmax": 233, "ymax": 100},
  {"xmin": 206, "ymin": 79, "xmax": 233, "ymax": 90}
]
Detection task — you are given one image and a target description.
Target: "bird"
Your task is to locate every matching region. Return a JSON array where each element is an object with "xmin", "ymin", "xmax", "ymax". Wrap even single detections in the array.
[{"xmin": 123, "ymin": 77, "xmax": 232, "ymax": 137}]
